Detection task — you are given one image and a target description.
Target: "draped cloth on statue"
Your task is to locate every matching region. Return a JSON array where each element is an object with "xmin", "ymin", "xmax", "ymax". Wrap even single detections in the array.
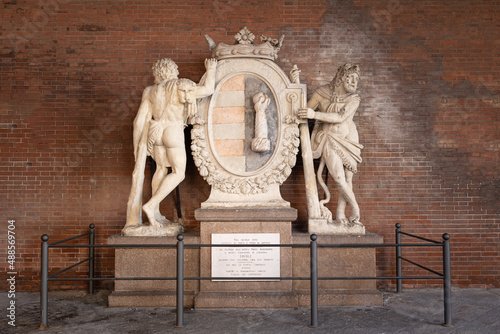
[
  {"xmin": 317, "ymin": 132, "xmax": 362, "ymax": 173},
  {"xmin": 310, "ymin": 87, "xmax": 363, "ymax": 173}
]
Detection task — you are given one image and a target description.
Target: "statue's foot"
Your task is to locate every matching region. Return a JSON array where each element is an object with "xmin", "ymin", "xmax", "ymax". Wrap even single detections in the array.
[
  {"xmin": 149, "ymin": 220, "xmax": 177, "ymax": 228},
  {"xmin": 154, "ymin": 211, "xmax": 170, "ymax": 225},
  {"xmin": 334, "ymin": 217, "xmax": 350, "ymax": 225},
  {"xmin": 314, "ymin": 205, "xmax": 364, "ymax": 235},
  {"xmin": 309, "ymin": 218, "xmax": 365, "ymax": 235},
  {"xmin": 349, "ymin": 210, "xmax": 362, "ymax": 226},
  {"xmin": 349, "ymin": 216, "xmax": 363, "ymax": 226},
  {"xmin": 334, "ymin": 215, "xmax": 362, "ymax": 227},
  {"xmin": 133, "ymin": 202, "xmax": 184, "ymax": 236},
  {"xmin": 142, "ymin": 203, "xmax": 158, "ymax": 225},
  {"xmin": 334, "ymin": 212, "xmax": 349, "ymax": 225}
]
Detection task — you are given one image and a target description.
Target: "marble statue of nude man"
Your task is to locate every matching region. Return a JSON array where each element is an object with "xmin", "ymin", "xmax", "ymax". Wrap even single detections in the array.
[
  {"xmin": 298, "ymin": 63, "xmax": 363, "ymax": 227},
  {"xmin": 123, "ymin": 58, "xmax": 217, "ymax": 236}
]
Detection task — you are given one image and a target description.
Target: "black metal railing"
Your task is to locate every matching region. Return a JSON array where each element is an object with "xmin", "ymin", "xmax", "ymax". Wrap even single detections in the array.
[{"xmin": 39, "ymin": 223, "xmax": 452, "ymax": 329}]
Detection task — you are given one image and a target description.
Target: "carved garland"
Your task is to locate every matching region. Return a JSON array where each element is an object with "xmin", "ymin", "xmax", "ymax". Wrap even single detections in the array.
[{"xmin": 191, "ymin": 115, "xmax": 300, "ymax": 195}]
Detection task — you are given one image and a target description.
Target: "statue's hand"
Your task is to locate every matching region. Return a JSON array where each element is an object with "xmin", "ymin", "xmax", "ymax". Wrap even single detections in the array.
[
  {"xmin": 254, "ymin": 94, "xmax": 270, "ymax": 112},
  {"xmin": 298, "ymin": 108, "xmax": 315, "ymax": 119},
  {"xmin": 205, "ymin": 58, "xmax": 217, "ymax": 71},
  {"xmin": 263, "ymin": 96, "xmax": 270, "ymax": 109}
]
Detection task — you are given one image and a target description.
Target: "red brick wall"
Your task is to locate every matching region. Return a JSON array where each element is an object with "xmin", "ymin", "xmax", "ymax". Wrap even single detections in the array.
[{"xmin": 1, "ymin": 0, "xmax": 498, "ymax": 291}]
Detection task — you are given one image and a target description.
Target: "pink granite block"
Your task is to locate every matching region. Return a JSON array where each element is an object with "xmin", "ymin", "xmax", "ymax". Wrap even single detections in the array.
[
  {"xmin": 219, "ymin": 74, "xmax": 245, "ymax": 91},
  {"xmin": 214, "ymin": 139, "xmax": 245, "ymax": 156}
]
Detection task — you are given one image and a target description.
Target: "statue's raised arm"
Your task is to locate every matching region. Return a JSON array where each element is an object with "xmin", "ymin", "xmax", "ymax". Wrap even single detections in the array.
[{"xmin": 196, "ymin": 58, "xmax": 218, "ymax": 98}]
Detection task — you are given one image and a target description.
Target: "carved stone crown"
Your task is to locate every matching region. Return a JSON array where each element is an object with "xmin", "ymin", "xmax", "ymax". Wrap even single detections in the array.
[{"xmin": 205, "ymin": 26, "xmax": 284, "ymax": 61}]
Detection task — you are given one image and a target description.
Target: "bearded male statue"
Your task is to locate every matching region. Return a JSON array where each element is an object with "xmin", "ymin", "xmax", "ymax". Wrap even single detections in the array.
[
  {"xmin": 298, "ymin": 63, "xmax": 364, "ymax": 231},
  {"xmin": 123, "ymin": 58, "xmax": 217, "ymax": 236}
]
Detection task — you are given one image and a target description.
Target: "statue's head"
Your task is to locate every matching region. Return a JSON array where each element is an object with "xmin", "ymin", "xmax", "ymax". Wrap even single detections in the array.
[
  {"xmin": 176, "ymin": 78, "xmax": 197, "ymax": 104},
  {"xmin": 152, "ymin": 58, "xmax": 179, "ymax": 83},
  {"xmin": 331, "ymin": 63, "xmax": 360, "ymax": 94}
]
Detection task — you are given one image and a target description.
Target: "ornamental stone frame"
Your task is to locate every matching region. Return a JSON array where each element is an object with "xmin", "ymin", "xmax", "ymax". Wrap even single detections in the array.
[{"xmin": 192, "ymin": 57, "xmax": 306, "ymax": 209}]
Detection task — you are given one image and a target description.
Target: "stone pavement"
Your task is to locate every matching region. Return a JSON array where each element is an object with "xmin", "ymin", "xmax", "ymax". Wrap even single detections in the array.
[{"xmin": 2, "ymin": 288, "xmax": 499, "ymax": 334}]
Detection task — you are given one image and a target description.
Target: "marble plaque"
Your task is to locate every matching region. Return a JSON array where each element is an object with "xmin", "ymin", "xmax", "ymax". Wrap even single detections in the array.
[{"xmin": 211, "ymin": 233, "xmax": 280, "ymax": 281}]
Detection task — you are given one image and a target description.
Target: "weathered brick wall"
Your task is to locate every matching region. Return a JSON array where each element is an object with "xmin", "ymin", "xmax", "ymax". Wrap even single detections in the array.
[{"xmin": 1, "ymin": 0, "xmax": 498, "ymax": 291}]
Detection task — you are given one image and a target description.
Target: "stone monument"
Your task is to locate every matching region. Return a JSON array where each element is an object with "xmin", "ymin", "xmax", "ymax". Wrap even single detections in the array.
[{"xmin": 109, "ymin": 27, "xmax": 382, "ymax": 308}]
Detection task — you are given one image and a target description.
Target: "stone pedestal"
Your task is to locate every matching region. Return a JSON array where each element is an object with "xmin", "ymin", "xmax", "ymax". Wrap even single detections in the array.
[
  {"xmin": 292, "ymin": 232, "xmax": 384, "ymax": 306},
  {"xmin": 107, "ymin": 228, "xmax": 383, "ymax": 308},
  {"xmin": 107, "ymin": 234, "xmax": 200, "ymax": 307},
  {"xmin": 194, "ymin": 207, "xmax": 298, "ymax": 308}
]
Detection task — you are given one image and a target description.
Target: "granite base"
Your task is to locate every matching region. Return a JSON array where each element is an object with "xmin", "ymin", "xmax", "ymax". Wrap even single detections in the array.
[{"xmin": 107, "ymin": 227, "xmax": 383, "ymax": 308}]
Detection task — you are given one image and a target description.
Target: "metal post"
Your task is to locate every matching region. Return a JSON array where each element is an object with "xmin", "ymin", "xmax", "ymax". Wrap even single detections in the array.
[
  {"xmin": 89, "ymin": 224, "xmax": 95, "ymax": 295},
  {"xmin": 39, "ymin": 234, "xmax": 49, "ymax": 329},
  {"xmin": 442, "ymin": 233, "xmax": 453, "ymax": 327},
  {"xmin": 395, "ymin": 223, "xmax": 402, "ymax": 293},
  {"xmin": 176, "ymin": 234, "xmax": 184, "ymax": 328},
  {"xmin": 310, "ymin": 234, "xmax": 319, "ymax": 328}
]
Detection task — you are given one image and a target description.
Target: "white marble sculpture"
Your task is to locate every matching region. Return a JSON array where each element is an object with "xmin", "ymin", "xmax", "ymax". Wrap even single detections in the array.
[
  {"xmin": 298, "ymin": 63, "xmax": 365, "ymax": 235},
  {"xmin": 123, "ymin": 58, "xmax": 217, "ymax": 236},
  {"xmin": 251, "ymin": 92, "xmax": 271, "ymax": 152}
]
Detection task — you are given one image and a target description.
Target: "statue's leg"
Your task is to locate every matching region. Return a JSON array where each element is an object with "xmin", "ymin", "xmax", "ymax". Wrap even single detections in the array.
[
  {"xmin": 336, "ymin": 168, "xmax": 354, "ymax": 221},
  {"xmin": 142, "ymin": 147, "xmax": 186, "ymax": 226},
  {"xmin": 124, "ymin": 136, "xmax": 148, "ymax": 228},
  {"xmin": 151, "ymin": 145, "xmax": 169, "ymax": 223},
  {"xmin": 325, "ymin": 154, "xmax": 360, "ymax": 222}
]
